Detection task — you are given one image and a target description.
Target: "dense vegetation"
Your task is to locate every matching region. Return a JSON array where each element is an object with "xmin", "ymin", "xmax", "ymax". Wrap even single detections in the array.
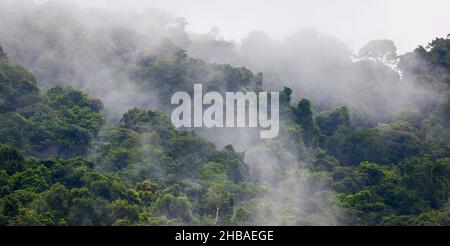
[{"xmin": 0, "ymin": 4, "xmax": 450, "ymax": 225}]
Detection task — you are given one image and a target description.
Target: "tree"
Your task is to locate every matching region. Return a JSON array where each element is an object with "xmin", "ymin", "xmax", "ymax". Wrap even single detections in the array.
[
  {"xmin": 154, "ymin": 193, "xmax": 193, "ymax": 224},
  {"xmin": 0, "ymin": 144, "xmax": 25, "ymax": 175},
  {"xmin": 340, "ymin": 189, "xmax": 387, "ymax": 213},
  {"xmin": 108, "ymin": 199, "xmax": 139, "ymax": 224},
  {"xmin": 325, "ymin": 128, "xmax": 388, "ymax": 166},
  {"xmin": 279, "ymin": 87, "xmax": 292, "ymax": 106},
  {"xmin": 205, "ymin": 179, "xmax": 233, "ymax": 225},
  {"xmin": 0, "ymin": 46, "xmax": 6, "ymax": 60},
  {"xmin": 400, "ymin": 157, "xmax": 450, "ymax": 209},
  {"xmin": 316, "ymin": 106, "xmax": 350, "ymax": 136},
  {"xmin": 423, "ymin": 34, "xmax": 450, "ymax": 72},
  {"xmin": 359, "ymin": 39, "xmax": 397, "ymax": 64},
  {"xmin": 296, "ymin": 99, "xmax": 319, "ymax": 145}
]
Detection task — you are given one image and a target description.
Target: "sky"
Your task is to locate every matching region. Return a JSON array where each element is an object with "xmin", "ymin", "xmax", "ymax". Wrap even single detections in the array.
[{"xmin": 50, "ymin": 0, "xmax": 450, "ymax": 53}]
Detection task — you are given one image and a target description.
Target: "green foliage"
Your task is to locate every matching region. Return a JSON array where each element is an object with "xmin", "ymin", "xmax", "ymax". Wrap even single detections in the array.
[
  {"xmin": 1, "ymin": 32, "xmax": 450, "ymax": 226},
  {"xmin": 0, "ymin": 144, "xmax": 25, "ymax": 174},
  {"xmin": 0, "ymin": 56, "xmax": 104, "ymax": 158},
  {"xmin": 340, "ymin": 189, "xmax": 387, "ymax": 213},
  {"xmin": 316, "ymin": 106, "xmax": 350, "ymax": 136},
  {"xmin": 0, "ymin": 144, "xmax": 141, "ymax": 225},
  {"xmin": 296, "ymin": 99, "xmax": 319, "ymax": 146},
  {"xmin": 325, "ymin": 128, "xmax": 389, "ymax": 166},
  {"xmin": 399, "ymin": 34, "xmax": 450, "ymax": 84},
  {"xmin": 132, "ymin": 44, "xmax": 263, "ymax": 107}
]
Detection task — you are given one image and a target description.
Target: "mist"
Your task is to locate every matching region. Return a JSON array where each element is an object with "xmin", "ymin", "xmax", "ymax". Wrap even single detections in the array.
[
  {"xmin": 0, "ymin": 0, "xmax": 448, "ymax": 225},
  {"xmin": 1, "ymin": 0, "xmax": 443, "ymax": 124},
  {"xmin": 0, "ymin": 0, "xmax": 191, "ymax": 119},
  {"xmin": 71, "ymin": 0, "xmax": 450, "ymax": 54}
]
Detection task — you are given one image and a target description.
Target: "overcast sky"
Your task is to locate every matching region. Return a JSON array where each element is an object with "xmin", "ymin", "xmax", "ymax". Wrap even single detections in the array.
[{"xmin": 69, "ymin": 0, "xmax": 449, "ymax": 54}]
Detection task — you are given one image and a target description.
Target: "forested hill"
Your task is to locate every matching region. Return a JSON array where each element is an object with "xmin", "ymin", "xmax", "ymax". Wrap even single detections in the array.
[
  {"xmin": 1, "ymin": 28, "xmax": 450, "ymax": 225},
  {"xmin": 0, "ymin": 49, "xmax": 256, "ymax": 225}
]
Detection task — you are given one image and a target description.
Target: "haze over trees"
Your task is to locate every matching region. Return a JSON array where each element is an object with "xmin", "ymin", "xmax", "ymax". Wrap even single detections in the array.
[{"xmin": 1, "ymin": 1, "xmax": 450, "ymax": 225}]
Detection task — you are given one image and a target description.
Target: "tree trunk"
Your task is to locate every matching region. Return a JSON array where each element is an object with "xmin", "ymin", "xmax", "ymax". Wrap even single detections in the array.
[{"xmin": 214, "ymin": 206, "xmax": 220, "ymax": 225}]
